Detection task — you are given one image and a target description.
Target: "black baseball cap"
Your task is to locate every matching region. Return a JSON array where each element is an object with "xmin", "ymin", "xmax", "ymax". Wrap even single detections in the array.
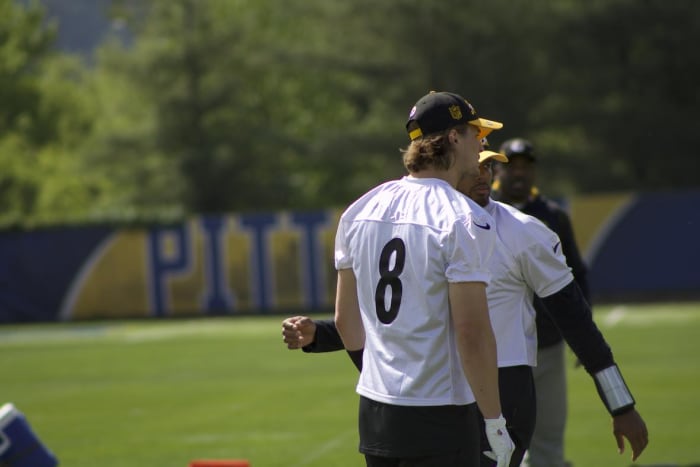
[
  {"xmin": 499, "ymin": 138, "xmax": 536, "ymax": 161},
  {"xmin": 406, "ymin": 91, "xmax": 503, "ymax": 141}
]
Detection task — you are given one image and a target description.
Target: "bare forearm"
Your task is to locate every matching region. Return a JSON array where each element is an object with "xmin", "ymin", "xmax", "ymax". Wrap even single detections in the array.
[
  {"xmin": 449, "ymin": 282, "xmax": 502, "ymax": 418},
  {"xmin": 457, "ymin": 326, "xmax": 501, "ymax": 419},
  {"xmin": 335, "ymin": 269, "xmax": 365, "ymax": 351}
]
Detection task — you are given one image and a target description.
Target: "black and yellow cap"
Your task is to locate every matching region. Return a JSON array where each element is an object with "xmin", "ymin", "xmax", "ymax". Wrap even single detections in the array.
[{"xmin": 406, "ymin": 91, "xmax": 503, "ymax": 141}]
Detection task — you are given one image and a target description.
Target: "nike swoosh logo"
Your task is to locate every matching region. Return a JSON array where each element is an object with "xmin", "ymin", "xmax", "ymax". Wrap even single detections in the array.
[
  {"xmin": 553, "ymin": 241, "xmax": 561, "ymax": 253},
  {"xmin": 474, "ymin": 221, "xmax": 491, "ymax": 230}
]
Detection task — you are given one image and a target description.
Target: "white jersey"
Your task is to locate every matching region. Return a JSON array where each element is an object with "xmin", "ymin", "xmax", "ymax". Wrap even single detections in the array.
[
  {"xmin": 335, "ymin": 176, "xmax": 495, "ymax": 406},
  {"xmin": 483, "ymin": 199, "xmax": 574, "ymax": 367}
]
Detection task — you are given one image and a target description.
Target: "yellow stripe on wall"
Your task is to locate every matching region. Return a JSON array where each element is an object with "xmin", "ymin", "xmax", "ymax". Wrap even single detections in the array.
[
  {"xmin": 71, "ymin": 230, "xmax": 150, "ymax": 319},
  {"xmin": 569, "ymin": 193, "xmax": 634, "ymax": 259}
]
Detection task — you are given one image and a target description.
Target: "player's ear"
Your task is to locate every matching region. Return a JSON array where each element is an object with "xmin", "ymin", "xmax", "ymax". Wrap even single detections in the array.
[{"xmin": 448, "ymin": 129, "xmax": 459, "ymax": 145}]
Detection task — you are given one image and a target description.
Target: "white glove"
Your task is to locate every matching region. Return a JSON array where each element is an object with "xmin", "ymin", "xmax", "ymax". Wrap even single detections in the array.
[{"xmin": 483, "ymin": 414, "xmax": 514, "ymax": 467}]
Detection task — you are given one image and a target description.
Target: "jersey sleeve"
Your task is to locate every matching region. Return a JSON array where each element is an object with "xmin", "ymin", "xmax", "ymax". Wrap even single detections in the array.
[
  {"xmin": 444, "ymin": 214, "xmax": 494, "ymax": 285},
  {"xmin": 517, "ymin": 219, "xmax": 573, "ymax": 298},
  {"xmin": 334, "ymin": 217, "xmax": 352, "ymax": 270}
]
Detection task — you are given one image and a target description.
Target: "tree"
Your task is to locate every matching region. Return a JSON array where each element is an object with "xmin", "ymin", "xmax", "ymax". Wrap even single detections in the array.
[
  {"xmin": 547, "ymin": 0, "xmax": 700, "ymax": 192},
  {"xmin": 96, "ymin": 0, "xmax": 416, "ymax": 213},
  {"xmin": 0, "ymin": 0, "xmax": 62, "ymax": 226},
  {"xmin": 8, "ymin": 0, "xmax": 697, "ymax": 228}
]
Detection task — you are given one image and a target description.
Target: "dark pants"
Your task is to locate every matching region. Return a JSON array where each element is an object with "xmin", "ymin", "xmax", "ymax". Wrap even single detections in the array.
[{"xmin": 478, "ymin": 365, "xmax": 537, "ymax": 467}]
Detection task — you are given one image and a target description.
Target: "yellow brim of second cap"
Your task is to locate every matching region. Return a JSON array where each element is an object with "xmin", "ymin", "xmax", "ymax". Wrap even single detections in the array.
[{"xmin": 479, "ymin": 150, "xmax": 509, "ymax": 164}]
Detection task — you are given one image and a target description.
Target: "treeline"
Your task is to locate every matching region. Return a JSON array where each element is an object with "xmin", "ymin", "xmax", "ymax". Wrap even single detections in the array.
[{"xmin": 1, "ymin": 0, "xmax": 698, "ymax": 228}]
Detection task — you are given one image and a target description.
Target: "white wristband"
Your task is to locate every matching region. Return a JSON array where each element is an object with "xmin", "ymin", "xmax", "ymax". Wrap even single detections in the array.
[{"xmin": 594, "ymin": 365, "xmax": 635, "ymax": 415}]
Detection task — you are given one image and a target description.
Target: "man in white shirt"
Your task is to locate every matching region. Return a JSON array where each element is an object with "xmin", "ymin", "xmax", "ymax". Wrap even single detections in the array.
[
  {"xmin": 492, "ymin": 137, "xmax": 591, "ymax": 467},
  {"xmin": 333, "ymin": 91, "xmax": 514, "ymax": 467},
  {"xmin": 283, "ymin": 147, "xmax": 648, "ymax": 466},
  {"xmin": 464, "ymin": 148, "xmax": 648, "ymax": 465}
]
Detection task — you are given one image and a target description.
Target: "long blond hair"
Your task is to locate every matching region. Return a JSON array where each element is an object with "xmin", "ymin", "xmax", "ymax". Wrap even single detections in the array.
[{"xmin": 400, "ymin": 123, "xmax": 467, "ymax": 173}]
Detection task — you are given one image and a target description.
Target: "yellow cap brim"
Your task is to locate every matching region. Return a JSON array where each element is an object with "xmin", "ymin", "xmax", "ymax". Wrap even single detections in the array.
[
  {"xmin": 469, "ymin": 118, "xmax": 503, "ymax": 139},
  {"xmin": 479, "ymin": 150, "xmax": 509, "ymax": 164}
]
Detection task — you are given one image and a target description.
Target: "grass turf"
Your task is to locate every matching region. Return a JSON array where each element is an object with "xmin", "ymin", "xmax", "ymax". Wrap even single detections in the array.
[{"xmin": 0, "ymin": 302, "xmax": 698, "ymax": 466}]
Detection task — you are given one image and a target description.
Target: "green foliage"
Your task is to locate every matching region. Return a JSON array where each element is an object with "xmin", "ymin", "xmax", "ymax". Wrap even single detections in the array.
[
  {"xmin": 0, "ymin": 2, "xmax": 132, "ymax": 227},
  {"xmin": 98, "ymin": 0, "xmax": 413, "ymax": 213},
  {"xmin": 0, "ymin": 0, "xmax": 53, "ymax": 226},
  {"xmin": 1, "ymin": 0, "xmax": 699, "ymax": 227},
  {"xmin": 532, "ymin": 0, "xmax": 700, "ymax": 193},
  {"xmin": 1, "ymin": 303, "xmax": 699, "ymax": 466},
  {"xmin": 85, "ymin": 0, "xmax": 700, "ymax": 212},
  {"xmin": 0, "ymin": 0, "xmax": 55, "ymax": 135}
]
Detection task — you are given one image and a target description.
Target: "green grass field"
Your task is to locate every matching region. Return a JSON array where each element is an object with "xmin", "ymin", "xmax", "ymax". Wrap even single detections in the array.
[{"xmin": 1, "ymin": 302, "xmax": 699, "ymax": 467}]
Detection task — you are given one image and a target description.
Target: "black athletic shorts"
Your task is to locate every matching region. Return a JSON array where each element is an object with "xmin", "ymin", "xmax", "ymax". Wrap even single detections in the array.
[
  {"xmin": 478, "ymin": 365, "xmax": 536, "ymax": 467},
  {"xmin": 364, "ymin": 449, "xmax": 478, "ymax": 467},
  {"xmin": 359, "ymin": 395, "xmax": 480, "ymax": 465}
]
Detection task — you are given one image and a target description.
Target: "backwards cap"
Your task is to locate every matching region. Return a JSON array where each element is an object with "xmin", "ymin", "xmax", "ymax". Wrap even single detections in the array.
[{"xmin": 406, "ymin": 91, "xmax": 503, "ymax": 141}]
